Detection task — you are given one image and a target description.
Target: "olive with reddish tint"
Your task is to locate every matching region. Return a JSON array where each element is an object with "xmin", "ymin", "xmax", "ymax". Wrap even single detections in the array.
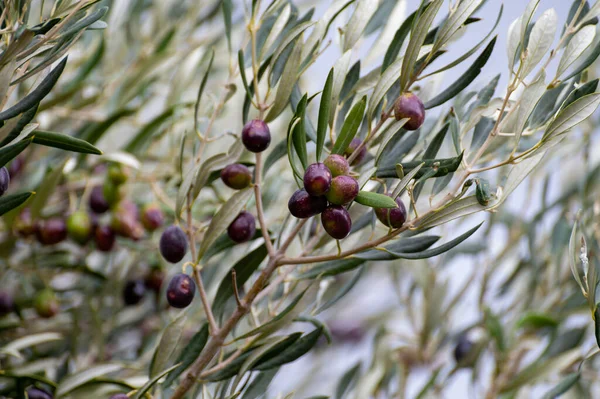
[
  {"xmin": 242, "ymin": 119, "xmax": 271, "ymax": 153},
  {"xmin": 111, "ymin": 212, "xmax": 143, "ymax": 241},
  {"xmin": 34, "ymin": 289, "xmax": 59, "ymax": 318},
  {"xmin": 375, "ymin": 195, "xmax": 406, "ymax": 229},
  {"xmin": 288, "ymin": 189, "xmax": 327, "ymax": 219},
  {"xmin": 394, "ymin": 92, "xmax": 425, "ymax": 130},
  {"xmin": 166, "ymin": 273, "xmax": 196, "ymax": 308},
  {"xmin": 325, "ymin": 176, "xmax": 359, "ymax": 205},
  {"xmin": 343, "ymin": 138, "xmax": 367, "ymax": 166},
  {"xmin": 89, "ymin": 185, "xmax": 110, "ymax": 214},
  {"xmin": 303, "ymin": 163, "xmax": 332, "ymax": 196},
  {"xmin": 36, "ymin": 218, "xmax": 67, "ymax": 245},
  {"xmin": 227, "ymin": 211, "xmax": 256, "ymax": 243},
  {"xmin": 141, "ymin": 203, "xmax": 164, "ymax": 231},
  {"xmin": 109, "ymin": 395, "xmax": 128, "ymax": 399},
  {"xmin": 14, "ymin": 208, "xmax": 37, "ymax": 237},
  {"xmin": 323, "ymin": 154, "xmax": 350, "ymax": 177},
  {"xmin": 26, "ymin": 387, "xmax": 53, "ymax": 399},
  {"xmin": 159, "ymin": 225, "xmax": 188, "ymax": 263},
  {"xmin": 66, "ymin": 211, "xmax": 93, "ymax": 244},
  {"xmin": 144, "ymin": 268, "xmax": 165, "ymax": 294},
  {"xmin": 123, "ymin": 280, "xmax": 146, "ymax": 306},
  {"xmin": 221, "ymin": 163, "xmax": 252, "ymax": 189},
  {"xmin": 321, "ymin": 205, "xmax": 352, "ymax": 240},
  {"xmin": 0, "ymin": 167, "xmax": 9, "ymax": 196},
  {"xmin": 95, "ymin": 225, "xmax": 116, "ymax": 252},
  {"xmin": 0, "ymin": 292, "xmax": 14, "ymax": 316}
]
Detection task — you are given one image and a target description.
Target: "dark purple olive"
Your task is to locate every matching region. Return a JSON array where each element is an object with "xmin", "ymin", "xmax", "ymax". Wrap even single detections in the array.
[
  {"xmin": 323, "ymin": 154, "xmax": 350, "ymax": 177},
  {"xmin": 36, "ymin": 218, "xmax": 67, "ymax": 246},
  {"xmin": 303, "ymin": 163, "xmax": 332, "ymax": 196},
  {"xmin": 394, "ymin": 92, "xmax": 425, "ymax": 130},
  {"xmin": 141, "ymin": 203, "xmax": 164, "ymax": 232},
  {"xmin": 144, "ymin": 268, "xmax": 165, "ymax": 294},
  {"xmin": 374, "ymin": 195, "xmax": 406, "ymax": 229},
  {"xmin": 159, "ymin": 225, "xmax": 188, "ymax": 263},
  {"xmin": 242, "ymin": 119, "xmax": 271, "ymax": 153},
  {"xmin": 343, "ymin": 138, "xmax": 367, "ymax": 166},
  {"xmin": 0, "ymin": 167, "xmax": 9, "ymax": 196},
  {"xmin": 66, "ymin": 211, "xmax": 93, "ymax": 245},
  {"xmin": 34, "ymin": 289, "xmax": 59, "ymax": 318},
  {"xmin": 166, "ymin": 273, "xmax": 196, "ymax": 308},
  {"xmin": 221, "ymin": 163, "xmax": 252, "ymax": 189},
  {"xmin": 123, "ymin": 280, "xmax": 146, "ymax": 306},
  {"xmin": 454, "ymin": 335, "xmax": 474, "ymax": 364},
  {"xmin": 288, "ymin": 189, "xmax": 328, "ymax": 219},
  {"xmin": 109, "ymin": 394, "xmax": 129, "ymax": 399},
  {"xmin": 0, "ymin": 292, "xmax": 14, "ymax": 316},
  {"xmin": 89, "ymin": 185, "xmax": 110, "ymax": 214},
  {"xmin": 94, "ymin": 225, "xmax": 116, "ymax": 252},
  {"xmin": 227, "ymin": 211, "xmax": 256, "ymax": 243},
  {"xmin": 321, "ymin": 205, "xmax": 352, "ymax": 240},
  {"xmin": 26, "ymin": 387, "xmax": 53, "ymax": 399},
  {"xmin": 325, "ymin": 176, "xmax": 359, "ymax": 205}
]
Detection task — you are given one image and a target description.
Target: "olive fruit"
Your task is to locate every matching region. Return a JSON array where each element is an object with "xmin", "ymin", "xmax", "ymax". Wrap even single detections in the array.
[
  {"xmin": 0, "ymin": 166, "xmax": 9, "ymax": 196},
  {"xmin": 141, "ymin": 203, "xmax": 164, "ymax": 232},
  {"xmin": 221, "ymin": 163, "xmax": 252, "ymax": 189},
  {"xmin": 14, "ymin": 208, "xmax": 37, "ymax": 237},
  {"xmin": 26, "ymin": 387, "xmax": 53, "ymax": 399},
  {"xmin": 159, "ymin": 225, "xmax": 188, "ymax": 263},
  {"xmin": 454, "ymin": 335, "xmax": 474, "ymax": 364},
  {"xmin": 227, "ymin": 211, "xmax": 256, "ymax": 243},
  {"xmin": 343, "ymin": 138, "xmax": 367, "ymax": 166},
  {"xmin": 111, "ymin": 209, "xmax": 144, "ymax": 241},
  {"xmin": 34, "ymin": 289, "xmax": 59, "ymax": 318},
  {"xmin": 144, "ymin": 268, "xmax": 165, "ymax": 294},
  {"xmin": 303, "ymin": 163, "xmax": 332, "ymax": 196},
  {"xmin": 66, "ymin": 211, "xmax": 93, "ymax": 244},
  {"xmin": 108, "ymin": 164, "xmax": 128, "ymax": 185},
  {"xmin": 123, "ymin": 280, "xmax": 146, "ymax": 306},
  {"xmin": 36, "ymin": 218, "xmax": 67, "ymax": 246},
  {"xmin": 242, "ymin": 119, "xmax": 271, "ymax": 153},
  {"xmin": 321, "ymin": 205, "xmax": 352, "ymax": 239},
  {"xmin": 102, "ymin": 180, "xmax": 122, "ymax": 207},
  {"xmin": 288, "ymin": 189, "xmax": 328, "ymax": 219},
  {"xmin": 0, "ymin": 292, "xmax": 14, "ymax": 316},
  {"xmin": 166, "ymin": 273, "xmax": 196, "ymax": 308},
  {"xmin": 89, "ymin": 185, "xmax": 110, "ymax": 214},
  {"xmin": 8, "ymin": 156, "xmax": 25, "ymax": 179},
  {"xmin": 374, "ymin": 195, "xmax": 407, "ymax": 229},
  {"xmin": 394, "ymin": 92, "xmax": 425, "ymax": 130},
  {"xmin": 325, "ymin": 176, "xmax": 359, "ymax": 205},
  {"xmin": 109, "ymin": 395, "xmax": 128, "ymax": 399},
  {"xmin": 323, "ymin": 154, "xmax": 350, "ymax": 177},
  {"xmin": 94, "ymin": 225, "xmax": 116, "ymax": 252}
]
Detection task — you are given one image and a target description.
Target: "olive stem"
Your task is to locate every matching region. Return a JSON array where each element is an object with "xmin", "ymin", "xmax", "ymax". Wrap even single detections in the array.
[{"xmin": 231, "ymin": 269, "xmax": 243, "ymax": 309}]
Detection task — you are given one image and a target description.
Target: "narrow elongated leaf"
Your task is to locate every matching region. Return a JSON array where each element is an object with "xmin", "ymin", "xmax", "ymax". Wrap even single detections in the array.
[
  {"xmin": 194, "ymin": 50, "xmax": 215, "ymax": 134},
  {"xmin": 377, "ymin": 152, "xmax": 464, "ymax": 179},
  {"xmin": 368, "ymin": 57, "xmax": 402, "ymax": 119},
  {"xmin": 30, "ymin": 130, "xmax": 102, "ymax": 154},
  {"xmin": 56, "ymin": 364, "xmax": 122, "ymax": 397},
  {"xmin": 266, "ymin": 40, "xmax": 303, "ymax": 122},
  {"xmin": 331, "ymin": 96, "xmax": 366, "ymax": 155},
  {"xmin": 540, "ymin": 373, "xmax": 580, "ymax": 399},
  {"xmin": 392, "ymin": 163, "xmax": 424, "ymax": 198},
  {"xmin": 125, "ymin": 107, "xmax": 177, "ymax": 154},
  {"xmin": 132, "ymin": 363, "xmax": 181, "ymax": 399},
  {"xmin": 298, "ymin": 258, "xmax": 365, "ymax": 279},
  {"xmin": 292, "ymin": 94, "xmax": 309, "ymax": 169},
  {"xmin": 354, "ymin": 191, "xmax": 398, "ymax": 208},
  {"xmin": 254, "ymin": 328, "xmax": 323, "ymax": 370},
  {"xmin": 196, "ymin": 187, "xmax": 254, "ymax": 260},
  {"xmin": 0, "ymin": 332, "xmax": 61, "ymax": 358},
  {"xmin": 0, "ymin": 191, "xmax": 34, "ymax": 216},
  {"xmin": 222, "ymin": 0, "xmax": 233, "ymax": 51},
  {"xmin": 150, "ymin": 312, "xmax": 186, "ymax": 378},
  {"xmin": 0, "ymin": 57, "xmax": 68, "ymax": 122},
  {"xmin": 0, "ymin": 103, "xmax": 38, "ymax": 147},
  {"xmin": 514, "ymin": 72, "xmax": 547, "ymax": 144},
  {"xmin": 563, "ymin": 39, "xmax": 600, "ymax": 81},
  {"xmin": 60, "ymin": 6, "xmax": 108, "ymax": 37},
  {"xmin": 316, "ymin": 266, "xmax": 364, "ymax": 314},
  {"xmin": 336, "ymin": 362, "xmax": 361, "ymax": 399},
  {"xmin": 163, "ymin": 324, "xmax": 209, "ymax": 387},
  {"xmin": 242, "ymin": 369, "xmax": 279, "ymax": 399},
  {"xmin": 557, "ymin": 25, "xmax": 596, "ymax": 78},
  {"xmin": 343, "ymin": 0, "xmax": 378, "ymax": 51},
  {"xmin": 521, "ymin": 8, "xmax": 557, "ymax": 77},
  {"xmin": 544, "ymin": 93, "xmax": 600, "ymax": 139},
  {"xmin": 424, "ymin": 37, "xmax": 496, "ymax": 109},
  {"xmin": 0, "ymin": 138, "xmax": 31, "ymax": 167},
  {"xmin": 317, "ymin": 69, "xmax": 334, "ymax": 161},
  {"xmin": 400, "ymin": 0, "xmax": 443, "ymax": 91},
  {"xmin": 382, "ymin": 7, "xmax": 417, "ymax": 72},
  {"xmin": 433, "ymin": 0, "xmax": 483, "ymax": 53}
]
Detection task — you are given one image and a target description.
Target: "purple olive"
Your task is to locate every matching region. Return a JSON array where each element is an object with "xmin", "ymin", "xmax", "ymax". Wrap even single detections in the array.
[
  {"xmin": 0, "ymin": 167, "xmax": 9, "ymax": 196},
  {"xmin": 166, "ymin": 273, "xmax": 196, "ymax": 308},
  {"xmin": 242, "ymin": 119, "xmax": 271, "ymax": 153},
  {"xmin": 26, "ymin": 387, "xmax": 53, "ymax": 399},
  {"xmin": 95, "ymin": 225, "xmax": 116, "ymax": 252},
  {"xmin": 8, "ymin": 156, "xmax": 25, "ymax": 179},
  {"xmin": 323, "ymin": 154, "xmax": 350, "ymax": 177},
  {"xmin": 325, "ymin": 176, "xmax": 359, "ymax": 205},
  {"xmin": 221, "ymin": 164, "xmax": 252, "ymax": 189},
  {"xmin": 144, "ymin": 268, "xmax": 165, "ymax": 294},
  {"xmin": 394, "ymin": 92, "xmax": 425, "ymax": 130},
  {"xmin": 123, "ymin": 280, "xmax": 146, "ymax": 306},
  {"xmin": 89, "ymin": 185, "xmax": 110, "ymax": 214},
  {"xmin": 288, "ymin": 189, "xmax": 327, "ymax": 219},
  {"xmin": 454, "ymin": 335, "xmax": 474, "ymax": 364},
  {"xmin": 343, "ymin": 138, "xmax": 367, "ymax": 166},
  {"xmin": 109, "ymin": 395, "xmax": 129, "ymax": 399},
  {"xmin": 321, "ymin": 205, "xmax": 352, "ymax": 240},
  {"xmin": 227, "ymin": 211, "xmax": 256, "ymax": 243},
  {"xmin": 141, "ymin": 203, "xmax": 165, "ymax": 232},
  {"xmin": 0, "ymin": 292, "xmax": 14, "ymax": 316},
  {"xmin": 34, "ymin": 289, "xmax": 59, "ymax": 318},
  {"xmin": 303, "ymin": 163, "xmax": 332, "ymax": 196},
  {"xmin": 36, "ymin": 218, "xmax": 67, "ymax": 246},
  {"xmin": 159, "ymin": 225, "xmax": 188, "ymax": 263},
  {"xmin": 374, "ymin": 195, "xmax": 406, "ymax": 228}
]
